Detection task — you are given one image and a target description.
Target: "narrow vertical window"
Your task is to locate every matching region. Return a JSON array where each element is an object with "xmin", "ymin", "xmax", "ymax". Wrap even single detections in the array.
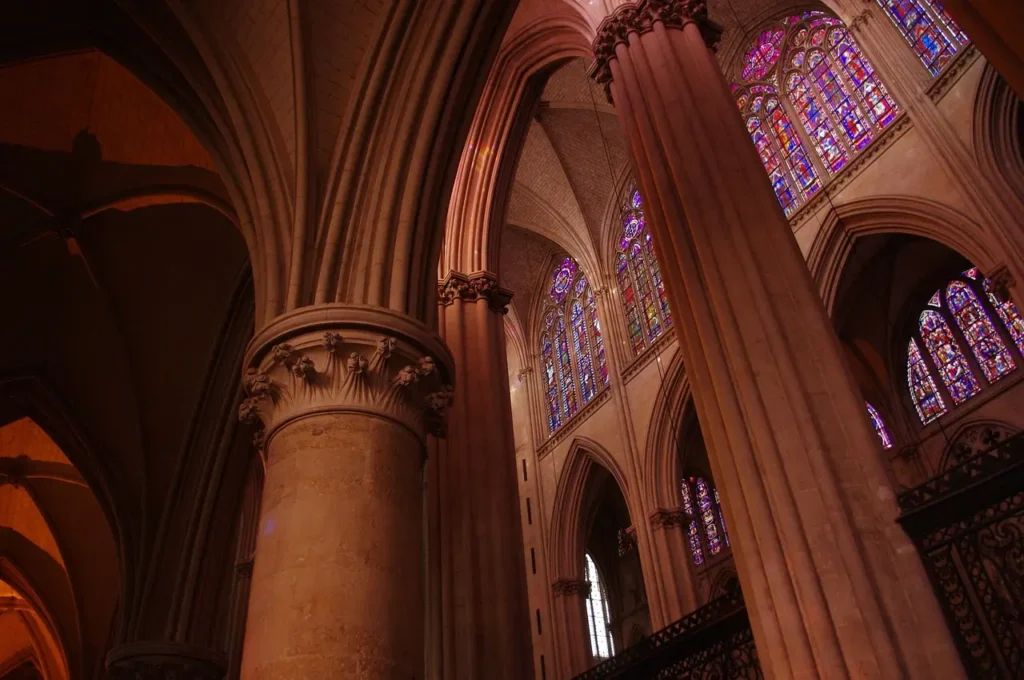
[
  {"xmin": 586, "ymin": 284, "xmax": 609, "ymax": 385},
  {"xmin": 946, "ymin": 281, "xmax": 1016, "ymax": 382},
  {"xmin": 919, "ymin": 309, "xmax": 981, "ymax": 403},
  {"xmin": 571, "ymin": 298, "xmax": 597, "ymax": 403},
  {"xmin": 874, "ymin": 0, "xmax": 966, "ymax": 75},
  {"xmin": 541, "ymin": 318, "xmax": 560, "ymax": 432},
  {"xmin": 907, "ymin": 339, "xmax": 947, "ymax": 424},
  {"xmin": 695, "ymin": 478, "xmax": 723, "ymax": 556},
  {"xmin": 585, "ymin": 554, "xmax": 614, "ymax": 659},
  {"xmin": 866, "ymin": 402, "xmax": 894, "ymax": 449},
  {"xmin": 555, "ymin": 314, "xmax": 578, "ymax": 418},
  {"xmin": 616, "ymin": 187, "xmax": 672, "ymax": 355}
]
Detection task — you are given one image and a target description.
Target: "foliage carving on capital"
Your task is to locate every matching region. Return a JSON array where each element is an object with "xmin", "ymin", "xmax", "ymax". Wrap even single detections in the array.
[
  {"xmin": 239, "ymin": 330, "xmax": 454, "ymax": 441},
  {"xmin": 592, "ymin": 0, "xmax": 721, "ymax": 85},
  {"xmin": 650, "ymin": 507, "xmax": 690, "ymax": 530},
  {"xmin": 438, "ymin": 271, "xmax": 513, "ymax": 313},
  {"xmin": 552, "ymin": 578, "xmax": 592, "ymax": 597}
]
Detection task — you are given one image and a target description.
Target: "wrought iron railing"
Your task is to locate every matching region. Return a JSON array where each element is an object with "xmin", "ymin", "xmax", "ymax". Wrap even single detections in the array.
[
  {"xmin": 573, "ymin": 587, "xmax": 762, "ymax": 679},
  {"xmin": 897, "ymin": 431, "xmax": 1024, "ymax": 679}
]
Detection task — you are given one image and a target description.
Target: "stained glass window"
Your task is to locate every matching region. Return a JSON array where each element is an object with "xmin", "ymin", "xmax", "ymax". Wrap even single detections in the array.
[
  {"xmin": 907, "ymin": 339, "xmax": 947, "ymax": 424},
  {"xmin": 541, "ymin": 257, "xmax": 609, "ymax": 434},
  {"xmin": 585, "ymin": 554, "xmax": 614, "ymax": 659},
  {"xmin": 734, "ymin": 13, "xmax": 899, "ymax": 215},
  {"xmin": 866, "ymin": 402, "xmax": 894, "ymax": 449},
  {"xmin": 985, "ymin": 279, "xmax": 1024, "ymax": 354},
  {"xmin": 946, "ymin": 281, "xmax": 1016, "ymax": 382},
  {"xmin": 681, "ymin": 477, "xmax": 729, "ymax": 565},
  {"xmin": 616, "ymin": 187, "xmax": 673, "ymax": 356},
  {"xmin": 919, "ymin": 309, "xmax": 981, "ymax": 404},
  {"xmin": 874, "ymin": 0, "xmax": 968, "ymax": 76}
]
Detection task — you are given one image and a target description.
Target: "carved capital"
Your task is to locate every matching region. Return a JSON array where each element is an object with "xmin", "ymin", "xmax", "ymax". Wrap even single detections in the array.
[
  {"xmin": 517, "ymin": 366, "xmax": 534, "ymax": 381},
  {"xmin": 848, "ymin": 8, "xmax": 872, "ymax": 33},
  {"xmin": 650, "ymin": 507, "xmax": 691, "ymax": 530},
  {"xmin": 618, "ymin": 525, "xmax": 638, "ymax": 555},
  {"xmin": 552, "ymin": 578, "xmax": 592, "ymax": 597},
  {"xmin": 438, "ymin": 271, "xmax": 513, "ymax": 313},
  {"xmin": 988, "ymin": 265, "xmax": 1015, "ymax": 304},
  {"xmin": 592, "ymin": 0, "xmax": 721, "ymax": 85},
  {"xmin": 240, "ymin": 305, "xmax": 455, "ymax": 443},
  {"xmin": 106, "ymin": 643, "xmax": 226, "ymax": 680}
]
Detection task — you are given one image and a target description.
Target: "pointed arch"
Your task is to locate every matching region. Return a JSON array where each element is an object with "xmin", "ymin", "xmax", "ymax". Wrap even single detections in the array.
[{"xmin": 641, "ymin": 346, "xmax": 689, "ymax": 512}]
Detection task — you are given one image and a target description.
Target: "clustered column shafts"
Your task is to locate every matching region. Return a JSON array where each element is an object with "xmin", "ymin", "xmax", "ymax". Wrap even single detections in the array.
[
  {"xmin": 435, "ymin": 270, "xmax": 534, "ymax": 680},
  {"xmin": 237, "ymin": 304, "xmax": 454, "ymax": 678},
  {"xmin": 591, "ymin": 0, "xmax": 965, "ymax": 677}
]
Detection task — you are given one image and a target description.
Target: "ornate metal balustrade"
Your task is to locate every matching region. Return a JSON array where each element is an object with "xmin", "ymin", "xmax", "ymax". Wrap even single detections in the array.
[
  {"xmin": 897, "ymin": 429, "xmax": 1024, "ymax": 679},
  {"xmin": 573, "ymin": 587, "xmax": 762, "ymax": 679}
]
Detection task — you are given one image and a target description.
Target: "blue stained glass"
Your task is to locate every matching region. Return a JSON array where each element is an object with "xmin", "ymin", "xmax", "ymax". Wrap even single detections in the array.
[
  {"xmin": 919, "ymin": 309, "xmax": 980, "ymax": 404},
  {"xmin": 866, "ymin": 402, "xmax": 894, "ymax": 449},
  {"xmin": 875, "ymin": 0, "xmax": 962, "ymax": 75},
  {"xmin": 586, "ymin": 285, "xmax": 609, "ymax": 385},
  {"xmin": 907, "ymin": 338, "xmax": 947, "ymax": 424},
  {"xmin": 541, "ymin": 326, "xmax": 560, "ymax": 432},
  {"xmin": 985, "ymin": 278, "xmax": 1024, "ymax": 355},
  {"xmin": 550, "ymin": 257, "xmax": 577, "ymax": 303},
  {"xmin": 808, "ymin": 48, "xmax": 872, "ymax": 149},
  {"xmin": 687, "ymin": 520, "xmax": 704, "ymax": 565},
  {"xmin": 555, "ymin": 314, "xmax": 578, "ymax": 418},
  {"xmin": 742, "ymin": 27, "xmax": 786, "ymax": 81},
  {"xmin": 644, "ymin": 231, "xmax": 671, "ymax": 326},
  {"xmin": 617, "ymin": 252, "xmax": 644, "ymax": 355},
  {"xmin": 831, "ymin": 34, "xmax": 899, "ymax": 129},
  {"xmin": 788, "ymin": 72, "xmax": 848, "ymax": 173},
  {"xmin": 571, "ymin": 301, "xmax": 597, "ymax": 404},
  {"xmin": 946, "ymin": 281, "xmax": 1016, "ymax": 383},
  {"xmin": 696, "ymin": 478, "xmax": 722, "ymax": 556}
]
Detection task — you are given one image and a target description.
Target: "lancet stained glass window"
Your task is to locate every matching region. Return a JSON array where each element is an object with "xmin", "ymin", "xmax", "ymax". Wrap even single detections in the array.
[
  {"xmin": 541, "ymin": 258, "xmax": 609, "ymax": 434},
  {"xmin": 681, "ymin": 476, "xmax": 729, "ymax": 565},
  {"xmin": 866, "ymin": 402, "xmax": 894, "ymax": 450},
  {"xmin": 585, "ymin": 554, "xmax": 614, "ymax": 659},
  {"xmin": 617, "ymin": 187, "xmax": 672, "ymax": 356},
  {"xmin": 733, "ymin": 13, "xmax": 899, "ymax": 215},
  {"xmin": 906, "ymin": 269, "xmax": 1024, "ymax": 425},
  {"xmin": 874, "ymin": 0, "xmax": 969, "ymax": 76}
]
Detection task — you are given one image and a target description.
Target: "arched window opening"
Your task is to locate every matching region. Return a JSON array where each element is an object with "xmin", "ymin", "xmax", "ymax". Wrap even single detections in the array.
[
  {"xmin": 874, "ymin": 0, "xmax": 969, "ymax": 76},
  {"xmin": 616, "ymin": 187, "xmax": 672, "ymax": 356},
  {"xmin": 866, "ymin": 402, "xmax": 894, "ymax": 449},
  {"xmin": 681, "ymin": 476, "xmax": 730, "ymax": 564},
  {"xmin": 733, "ymin": 12, "xmax": 899, "ymax": 216},
  {"xmin": 541, "ymin": 257, "xmax": 610, "ymax": 434},
  {"xmin": 585, "ymin": 553, "xmax": 614, "ymax": 660},
  {"xmin": 906, "ymin": 270, "xmax": 1024, "ymax": 424}
]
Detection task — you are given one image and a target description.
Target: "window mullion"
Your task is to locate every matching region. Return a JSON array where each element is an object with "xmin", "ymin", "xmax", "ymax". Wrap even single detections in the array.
[
  {"xmin": 977, "ymin": 280, "xmax": 1024, "ymax": 367},
  {"xmin": 916, "ymin": 330, "xmax": 958, "ymax": 409},
  {"xmin": 944, "ymin": 304, "xmax": 990, "ymax": 384},
  {"xmin": 777, "ymin": 90, "xmax": 831, "ymax": 187},
  {"xmin": 627, "ymin": 246, "xmax": 654, "ymax": 347},
  {"xmin": 808, "ymin": 62, "xmax": 857, "ymax": 161},
  {"xmin": 827, "ymin": 39, "xmax": 880, "ymax": 139}
]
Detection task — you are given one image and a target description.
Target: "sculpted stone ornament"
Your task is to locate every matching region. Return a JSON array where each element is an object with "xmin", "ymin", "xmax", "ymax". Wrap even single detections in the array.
[
  {"xmin": 438, "ymin": 270, "xmax": 513, "ymax": 313},
  {"xmin": 592, "ymin": 0, "xmax": 722, "ymax": 85},
  {"xmin": 552, "ymin": 578, "xmax": 592, "ymax": 597},
  {"xmin": 106, "ymin": 642, "xmax": 225, "ymax": 680},
  {"xmin": 988, "ymin": 266, "xmax": 1015, "ymax": 304},
  {"xmin": 650, "ymin": 507, "xmax": 690, "ymax": 529},
  {"xmin": 239, "ymin": 305, "xmax": 455, "ymax": 445}
]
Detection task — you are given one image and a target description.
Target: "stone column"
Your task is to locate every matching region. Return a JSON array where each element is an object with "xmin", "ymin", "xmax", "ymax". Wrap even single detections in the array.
[
  {"xmin": 938, "ymin": 0, "xmax": 1024, "ymax": 99},
  {"xmin": 435, "ymin": 271, "xmax": 532, "ymax": 679},
  {"xmin": 592, "ymin": 2, "xmax": 964, "ymax": 678},
  {"xmin": 647, "ymin": 508, "xmax": 698, "ymax": 622},
  {"xmin": 106, "ymin": 643, "xmax": 225, "ymax": 680},
  {"xmin": 550, "ymin": 578, "xmax": 592, "ymax": 677},
  {"xmin": 237, "ymin": 305, "xmax": 454, "ymax": 679}
]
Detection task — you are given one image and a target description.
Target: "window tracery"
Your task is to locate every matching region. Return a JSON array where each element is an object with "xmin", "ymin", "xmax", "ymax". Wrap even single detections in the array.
[
  {"xmin": 906, "ymin": 270, "xmax": 1024, "ymax": 424},
  {"xmin": 616, "ymin": 187, "xmax": 672, "ymax": 356},
  {"xmin": 542, "ymin": 257, "xmax": 610, "ymax": 433},
  {"xmin": 680, "ymin": 476, "xmax": 729, "ymax": 565},
  {"xmin": 874, "ymin": 0, "xmax": 969, "ymax": 76},
  {"xmin": 585, "ymin": 553, "xmax": 614, "ymax": 659},
  {"xmin": 733, "ymin": 12, "xmax": 899, "ymax": 215}
]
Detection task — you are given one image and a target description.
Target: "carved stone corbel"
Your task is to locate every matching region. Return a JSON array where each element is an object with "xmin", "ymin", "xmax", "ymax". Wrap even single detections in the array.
[
  {"xmin": 438, "ymin": 270, "xmax": 514, "ymax": 313},
  {"xmin": 650, "ymin": 507, "xmax": 690, "ymax": 530},
  {"xmin": 551, "ymin": 578, "xmax": 592, "ymax": 597}
]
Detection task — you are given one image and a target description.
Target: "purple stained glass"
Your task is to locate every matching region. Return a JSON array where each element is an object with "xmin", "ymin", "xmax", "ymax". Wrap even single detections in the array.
[
  {"xmin": 766, "ymin": 99, "xmax": 821, "ymax": 197},
  {"xmin": 687, "ymin": 520, "xmax": 704, "ymax": 565},
  {"xmin": 575, "ymin": 275, "xmax": 588, "ymax": 298},
  {"xmin": 810, "ymin": 28, "xmax": 827, "ymax": 46},
  {"xmin": 555, "ymin": 313, "xmax": 579, "ymax": 419},
  {"xmin": 751, "ymin": 96, "xmax": 764, "ymax": 113},
  {"xmin": 919, "ymin": 309, "xmax": 981, "ymax": 404},
  {"xmin": 617, "ymin": 252, "xmax": 645, "ymax": 356},
  {"xmin": 623, "ymin": 212, "xmax": 643, "ymax": 239},
  {"xmin": 985, "ymin": 278, "xmax": 1024, "ymax": 355},
  {"xmin": 696, "ymin": 478, "xmax": 722, "ymax": 556},
  {"xmin": 550, "ymin": 257, "xmax": 578, "ymax": 303},
  {"xmin": 788, "ymin": 72, "xmax": 848, "ymax": 173},
  {"xmin": 631, "ymin": 190, "xmax": 642, "ymax": 209},
  {"xmin": 928, "ymin": 290, "xmax": 941, "ymax": 307},
  {"xmin": 947, "ymin": 281, "xmax": 1016, "ymax": 383},
  {"xmin": 907, "ymin": 338, "xmax": 947, "ymax": 424},
  {"xmin": 963, "ymin": 266, "xmax": 979, "ymax": 280},
  {"xmin": 586, "ymin": 285, "xmax": 609, "ymax": 385},
  {"xmin": 831, "ymin": 33, "xmax": 899, "ymax": 129},
  {"xmin": 571, "ymin": 300, "xmax": 597, "ymax": 404},
  {"xmin": 875, "ymin": 0, "xmax": 961, "ymax": 76},
  {"xmin": 542, "ymin": 329, "xmax": 560, "ymax": 433},
  {"xmin": 713, "ymin": 487, "xmax": 729, "ymax": 547},
  {"xmin": 742, "ymin": 27, "xmax": 786, "ymax": 81},
  {"xmin": 866, "ymin": 402, "xmax": 894, "ymax": 449},
  {"xmin": 746, "ymin": 116, "xmax": 798, "ymax": 214},
  {"xmin": 644, "ymin": 231, "xmax": 671, "ymax": 327},
  {"xmin": 808, "ymin": 48, "xmax": 873, "ymax": 150},
  {"xmin": 681, "ymin": 480, "xmax": 695, "ymax": 516},
  {"xmin": 631, "ymin": 241, "xmax": 662, "ymax": 341}
]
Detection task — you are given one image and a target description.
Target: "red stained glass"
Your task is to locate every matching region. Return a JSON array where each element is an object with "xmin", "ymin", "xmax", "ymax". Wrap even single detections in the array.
[
  {"xmin": 919, "ymin": 309, "xmax": 980, "ymax": 404},
  {"xmin": 947, "ymin": 281, "xmax": 1016, "ymax": 383},
  {"xmin": 742, "ymin": 27, "xmax": 785, "ymax": 81},
  {"xmin": 875, "ymin": 0, "xmax": 964, "ymax": 76},
  {"xmin": 907, "ymin": 338, "xmax": 947, "ymax": 424},
  {"xmin": 985, "ymin": 278, "xmax": 1024, "ymax": 355}
]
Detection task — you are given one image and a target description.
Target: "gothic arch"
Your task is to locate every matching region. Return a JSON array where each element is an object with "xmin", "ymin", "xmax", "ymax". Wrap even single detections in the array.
[
  {"xmin": 441, "ymin": 9, "xmax": 591, "ymax": 280},
  {"xmin": 807, "ymin": 196, "xmax": 1000, "ymax": 314},
  {"xmin": 641, "ymin": 348, "xmax": 689, "ymax": 511},
  {"xmin": 547, "ymin": 437, "xmax": 633, "ymax": 580},
  {"xmin": 973, "ymin": 63, "xmax": 1024, "ymax": 202}
]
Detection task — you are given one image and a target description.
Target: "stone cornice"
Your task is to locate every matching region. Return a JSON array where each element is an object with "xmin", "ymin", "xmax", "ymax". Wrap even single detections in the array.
[
  {"xmin": 106, "ymin": 643, "xmax": 226, "ymax": 680},
  {"xmin": 240, "ymin": 305, "xmax": 455, "ymax": 444},
  {"xmin": 650, "ymin": 506, "xmax": 691, "ymax": 529},
  {"xmin": 623, "ymin": 326, "xmax": 677, "ymax": 383},
  {"xmin": 591, "ymin": 0, "xmax": 722, "ymax": 85},
  {"xmin": 927, "ymin": 43, "xmax": 979, "ymax": 103},
  {"xmin": 537, "ymin": 388, "xmax": 612, "ymax": 458},
  {"xmin": 438, "ymin": 270, "xmax": 513, "ymax": 313},
  {"xmin": 551, "ymin": 578, "xmax": 592, "ymax": 597}
]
